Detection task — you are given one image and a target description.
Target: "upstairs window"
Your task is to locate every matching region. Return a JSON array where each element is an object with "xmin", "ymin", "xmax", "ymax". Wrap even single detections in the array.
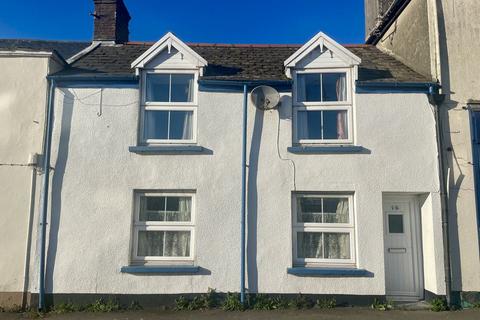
[
  {"xmin": 142, "ymin": 72, "xmax": 197, "ymax": 144},
  {"xmin": 294, "ymin": 70, "xmax": 352, "ymax": 144},
  {"xmin": 297, "ymin": 72, "xmax": 347, "ymax": 103}
]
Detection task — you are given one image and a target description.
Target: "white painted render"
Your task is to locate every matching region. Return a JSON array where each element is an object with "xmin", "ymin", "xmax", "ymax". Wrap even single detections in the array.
[
  {"xmin": 38, "ymin": 85, "xmax": 446, "ymax": 296},
  {"xmin": 0, "ymin": 54, "xmax": 63, "ymax": 304}
]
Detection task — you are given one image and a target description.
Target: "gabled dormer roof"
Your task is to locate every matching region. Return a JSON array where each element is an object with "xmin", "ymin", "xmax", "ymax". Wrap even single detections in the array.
[
  {"xmin": 284, "ymin": 32, "xmax": 361, "ymax": 78},
  {"xmin": 130, "ymin": 32, "xmax": 208, "ymax": 74}
]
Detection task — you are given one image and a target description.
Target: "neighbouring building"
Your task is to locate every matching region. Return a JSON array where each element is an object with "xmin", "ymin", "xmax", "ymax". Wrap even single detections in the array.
[
  {"xmin": 365, "ymin": 0, "xmax": 480, "ymax": 304},
  {"xmin": 3, "ymin": 0, "xmax": 477, "ymax": 310},
  {"xmin": 0, "ymin": 40, "xmax": 89, "ymax": 307}
]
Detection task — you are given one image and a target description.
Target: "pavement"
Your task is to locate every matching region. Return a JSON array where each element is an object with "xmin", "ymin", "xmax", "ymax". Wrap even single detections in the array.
[{"xmin": 1, "ymin": 308, "xmax": 480, "ymax": 320}]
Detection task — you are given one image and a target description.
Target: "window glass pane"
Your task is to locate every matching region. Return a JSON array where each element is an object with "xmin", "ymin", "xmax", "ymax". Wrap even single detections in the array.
[
  {"xmin": 163, "ymin": 231, "xmax": 191, "ymax": 257},
  {"xmin": 146, "ymin": 74, "xmax": 169, "ymax": 102},
  {"xmin": 137, "ymin": 231, "xmax": 190, "ymax": 257},
  {"xmin": 297, "ymin": 197, "xmax": 322, "ymax": 223},
  {"xmin": 322, "ymin": 110, "xmax": 348, "ymax": 140},
  {"xmin": 297, "ymin": 110, "xmax": 322, "ymax": 140},
  {"xmin": 324, "ymin": 233, "xmax": 350, "ymax": 259},
  {"xmin": 323, "ymin": 198, "xmax": 349, "ymax": 223},
  {"xmin": 165, "ymin": 197, "xmax": 191, "ymax": 222},
  {"xmin": 297, "ymin": 73, "xmax": 321, "ymax": 102},
  {"xmin": 297, "ymin": 232, "xmax": 323, "ymax": 258},
  {"xmin": 322, "ymin": 73, "xmax": 347, "ymax": 102},
  {"xmin": 138, "ymin": 231, "xmax": 164, "ymax": 256},
  {"xmin": 388, "ymin": 214, "xmax": 404, "ymax": 233},
  {"xmin": 171, "ymin": 74, "xmax": 194, "ymax": 102},
  {"xmin": 144, "ymin": 110, "xmax": 168, "ymax": 140},
  {"xmin": 140, "ymin": 196, "xmax": 166, "ymax": 221},
  {"xmin": 169, "ymin": 111, "xmax": 193, "ymax": 140}
]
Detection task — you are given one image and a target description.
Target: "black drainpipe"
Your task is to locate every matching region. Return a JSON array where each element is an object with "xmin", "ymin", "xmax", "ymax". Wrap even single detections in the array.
[{"xmin": 428, "ymin": 87, "xmax": 453, "ymax": 308}]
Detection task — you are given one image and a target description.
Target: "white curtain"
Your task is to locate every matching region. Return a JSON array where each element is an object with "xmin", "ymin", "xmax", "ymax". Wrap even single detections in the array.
[
  {"xmin": 163, "ymin": 231, "xmax": 190, "ymax": 257},
  {"xmin": 336, "ymin": 111, "xmax": 348, "ymax": 139},
  {"xmin": 324, "ymin": 233, "xmax": 350, "ymax": 259},
  {"xmin": 297, "ymin": 111, "xmax": 309, "ymax": 140},
  {"xmin": 187, "ymin": 76, "xmax": 194, "ymax": 102},
  {"xmin": 335, "ymin": 198, "xmax": 349, "ymax": 223},
  {"xmin": 165, "ymin": 197, "xmax": 191, "ymax": 221},
  {"xmin": 335, "ymin": 74, "xmax": 346, "ymax": 101},
  {"xmin": 181, "ymin": 112, "xmax": 193, "ymax": 140},
  {"xmin": 299, "ymin": 232, "xmax": 323, "ymax": 259}
]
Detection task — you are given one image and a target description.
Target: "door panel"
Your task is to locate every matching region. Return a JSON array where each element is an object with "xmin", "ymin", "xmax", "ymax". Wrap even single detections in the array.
[{"xmin": 384, "ymin": 197, "xmax": 423, "ymax": 300}]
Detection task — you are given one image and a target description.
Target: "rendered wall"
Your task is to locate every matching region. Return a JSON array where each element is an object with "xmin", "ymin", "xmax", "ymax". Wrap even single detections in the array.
[
  {"xmin": 0, "ymin": 56, "xmax": 51, "ymax": 306},
  {"xmin": 42, "ymin": 85, "xmax": 445, "ymax": 296},
  {"xmin": 436, "ymin": 0, "xmax": 480, "ymax": 293},
  {"xmin": 376, "ymin": 0, "xmax": 432, "ymax": 78}
]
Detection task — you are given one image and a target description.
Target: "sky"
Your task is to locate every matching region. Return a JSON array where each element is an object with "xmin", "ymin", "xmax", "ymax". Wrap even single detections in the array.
[{"xmin": 0, "ymin": 0, "xmax": 365, "ymax": 45}]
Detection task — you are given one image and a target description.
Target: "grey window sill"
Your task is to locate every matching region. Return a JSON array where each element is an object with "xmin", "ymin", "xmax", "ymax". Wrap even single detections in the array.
[
  {"xmin": 129, "ymin": 145, "xmax": 209, "ymax": 155},
  {"xmin": 287, "ymin": 267, "xmax": 373, "ymax": 277},
  {"xmin": 287, "ymin": 145, "xmax": 369, "ymax": 154},
  {"xmin": 120, "ymin": 265, "xmax": 200, "ymax": 274}
]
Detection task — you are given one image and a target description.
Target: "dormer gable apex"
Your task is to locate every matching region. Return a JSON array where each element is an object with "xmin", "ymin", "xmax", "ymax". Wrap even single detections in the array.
[
  {"xmin": 131, "ymin": 32, "xmax": 208, "ymax": 75},
  {"xmin": 284, "ymin": 32, "xmax": 361, "ymax": 78}
]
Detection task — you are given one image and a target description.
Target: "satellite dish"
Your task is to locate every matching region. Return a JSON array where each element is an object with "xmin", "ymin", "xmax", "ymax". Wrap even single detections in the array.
[{"xmin": 251, "ymin": 86, "xmax": 280, "ymax": 110}]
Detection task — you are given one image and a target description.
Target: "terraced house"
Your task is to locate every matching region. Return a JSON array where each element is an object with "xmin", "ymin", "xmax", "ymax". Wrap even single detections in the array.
[{"xmin": 0, "ymin": 0, "xmax": 478, "ymax": 310}]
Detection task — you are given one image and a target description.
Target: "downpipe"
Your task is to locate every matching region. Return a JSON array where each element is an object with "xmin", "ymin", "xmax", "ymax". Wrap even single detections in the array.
[
  {"xmin": 428, "ymin": 87, "xmax": 453, "ymax": 308},
  {"xmin": 37, "ymin": 79, "xmax": 55, "ymax": 311},
  {"xmin": 240, "ymin": 84, "xmax": 248, "ymax": 304}
]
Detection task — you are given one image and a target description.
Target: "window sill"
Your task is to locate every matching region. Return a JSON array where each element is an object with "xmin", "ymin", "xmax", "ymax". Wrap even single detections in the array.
[
  {"xmin": 287, "ymin": 145, "xmax": 369, "ymax": 154},
  {"xmin": 129, "ymin": 145, "xmax": 210, "ymax": 155},
  {"xmin": 120, "ymin": 265, "xmax": 200, "ymax": 274},
  {"xmin": 287, "ymin": 267, "xmax": 373, "ymax": 277}
]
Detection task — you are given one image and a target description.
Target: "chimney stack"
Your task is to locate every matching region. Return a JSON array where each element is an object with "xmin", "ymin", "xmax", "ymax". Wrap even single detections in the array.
[{"xmin": 93, "ymin": 0, "xmax": 131, "ymax": 44}]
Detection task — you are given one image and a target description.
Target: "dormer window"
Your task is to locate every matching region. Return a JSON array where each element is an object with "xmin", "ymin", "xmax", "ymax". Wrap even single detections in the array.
[
  {"xmin": 130, "ymin": 33, "xmax": 207, "ymax": 146},
  {"xmin": 284, "ymin": 32, "xmax": 361, "ymax": 146},
  {"xmin": 293, "ymin": 69, "xmax": 352, "ymax": 144}
]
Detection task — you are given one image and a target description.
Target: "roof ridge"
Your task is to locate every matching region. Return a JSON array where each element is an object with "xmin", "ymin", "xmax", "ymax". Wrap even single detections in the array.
[
  {"xmin": 0, "ymin": 38, "xmax": 90, "ymax": 44},
  {"xmin": 126, "ymin": 42, "xmax": 371, "ymax": 48}
]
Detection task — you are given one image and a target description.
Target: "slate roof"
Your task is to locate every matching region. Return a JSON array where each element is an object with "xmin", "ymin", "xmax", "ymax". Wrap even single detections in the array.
[
  {"xmin": 62, "ymin": 42, "xmax": 430, "ymax": 83},
  {"xmin": 0, "ymin": 39, "xmax": 90, "ymax": 60}
]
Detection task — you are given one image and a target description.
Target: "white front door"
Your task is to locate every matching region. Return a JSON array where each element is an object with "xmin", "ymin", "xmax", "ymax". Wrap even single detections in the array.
[{"xmin": 383, "ymin": 196, "xmax": 423, "ymax": 300}]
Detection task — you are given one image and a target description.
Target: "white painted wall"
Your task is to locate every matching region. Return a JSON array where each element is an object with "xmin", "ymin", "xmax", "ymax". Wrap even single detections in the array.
[
  {"xmin": 40, "ymin": 85, "xmax": 445, "ymax": 296},
  {"xmin": 0, "ymin": 54, "xmax": 62, "ymax": 306}
]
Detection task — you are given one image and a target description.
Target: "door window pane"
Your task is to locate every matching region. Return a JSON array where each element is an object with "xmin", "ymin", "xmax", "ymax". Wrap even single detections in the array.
[
  {"xmin": 388, "ymin": 214, "xmax": 404, "ymax": 233},
  {"xmin": 146, "ymin": 74, "xmax": 169, "ymax": 102}
]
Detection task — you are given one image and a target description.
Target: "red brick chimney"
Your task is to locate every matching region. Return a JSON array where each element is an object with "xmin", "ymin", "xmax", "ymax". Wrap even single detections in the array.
[{"xmin": 92, "ymin": 0, "xmax": 131, "ymax": 44}]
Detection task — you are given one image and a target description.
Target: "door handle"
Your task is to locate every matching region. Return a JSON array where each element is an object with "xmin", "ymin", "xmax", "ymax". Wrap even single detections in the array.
[{"xmin": 388, "ymin": 248, "xmax": 407, "ymax": 253}]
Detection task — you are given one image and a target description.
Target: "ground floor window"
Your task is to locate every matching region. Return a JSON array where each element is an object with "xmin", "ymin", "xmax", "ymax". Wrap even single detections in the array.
[
  {"xmin": 293, "ymin": 193, "xmax": 355, "ymax": 266},
  {"xmin": 132, "ymin": 191, "xmax": 195, "ymax": 263}
]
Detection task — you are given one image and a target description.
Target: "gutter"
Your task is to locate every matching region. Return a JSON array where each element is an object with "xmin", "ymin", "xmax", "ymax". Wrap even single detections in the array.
[
  {"xmin": 37, "ymin": 79, "xmax": 56, "ymax": 311},
  {"xmin": 47, "ymin": 73, "xmax": 138, "ymax": 83},
  {"xmin": 366, "ymin": 0, "xmax": 411, "ymax": 45},
  {"xmin": 356, "ymin": 81, "xmax": 439, "ymax": 93}
]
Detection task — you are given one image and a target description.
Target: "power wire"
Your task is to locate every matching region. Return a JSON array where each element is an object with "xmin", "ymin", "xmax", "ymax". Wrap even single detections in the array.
[{"xmin": 276, "ymin": 110, "xmax": 297, "ymax": 191}]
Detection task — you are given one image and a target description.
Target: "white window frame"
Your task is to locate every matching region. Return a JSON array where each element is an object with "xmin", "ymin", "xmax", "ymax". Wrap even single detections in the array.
[
  {"xmin": 293, "ymin": 68, "xmax": 354, "ymax": 145},
  {"xmin": 292, "ymin": 193, "xmax": 356, "ymax": 266},
  {"xmin": 140, "ymin": 69, "xmax": 198, "ymax": 145},
  {"xmin": 131, "ymin": 191, "xmax": 195, "ymax": 263}
]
